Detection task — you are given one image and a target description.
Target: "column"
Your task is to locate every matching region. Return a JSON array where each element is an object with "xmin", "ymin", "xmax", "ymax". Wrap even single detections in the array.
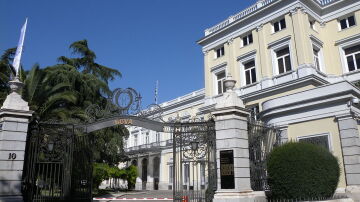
[
  {"xmin": 337, "ymin": 114, "xmax": 360, "ymax": 200},
  {"xmin": 146, "ymin": 156, "xmax": 154, "ymax": 190},
  {"xmin": 0, "ymin": 78, "xmax": 33, "ymax": 201},
  {"xmin": 212, "ymin": 76, "xmax": 264, "ymax": 202}
]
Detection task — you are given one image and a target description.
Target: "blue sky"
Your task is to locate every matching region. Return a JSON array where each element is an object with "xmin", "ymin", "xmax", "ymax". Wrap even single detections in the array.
[{"xmin": 1, "ymin": 0, "xmax": 256, "ymax": 107}]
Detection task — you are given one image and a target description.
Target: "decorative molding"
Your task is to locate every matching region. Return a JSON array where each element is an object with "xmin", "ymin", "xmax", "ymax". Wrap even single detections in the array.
[
  {"xmin": 210, "ymin": 62, "xmax": 227, "ymax": 73},
  {"xmin": 309, "ymin": 34, "xmax": 324, "ymax": 47},
  {"xmin": 226, "ymin": 38, "xmax": 234, "ymax": 45},
  {"xmin": 335, "ymin": 33, "xmax": 360, "ymax": 46},
  {"xmin": 320, "ymin": 21, "xmax": 326, "ymax": 27},
  {"xmin": 299, "ymin": 7, "xmax": 308, "ymax": 14},
  {"xmin": 289, "ymin": 7, "xmax": 299, "ymax": 16},
  {"xmin": 256, "ymin": 24, "xmax": 263, "ymax": 32},
  {"xmin": 267, "ymin": 35, "xmax": 292, "ymax": 49},
  {"xmin": 237, "ymin": 50, "xmax": 257, "ymax": 62},
  {"xmin": 202, "ymin": 50, "xmax": 209, "ymax": 56}
]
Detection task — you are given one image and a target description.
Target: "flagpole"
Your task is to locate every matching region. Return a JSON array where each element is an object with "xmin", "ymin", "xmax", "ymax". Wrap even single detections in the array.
[{"xmin": 12, "ymin": 18, "xmax": 28, "ymax": 78}]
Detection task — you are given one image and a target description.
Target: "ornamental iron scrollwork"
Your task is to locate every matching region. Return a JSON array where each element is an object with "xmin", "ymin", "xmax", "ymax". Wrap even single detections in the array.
[
  {"xmin": 37, "ymin": 123, "xmax": 74, "ymax": 162},
  {"xmin": 172, "ymin": 119, "xmax": 217, "ymax": 202},
  {"xmin": 85, "ymin": 87, "xmax": 165, "ymax": 122}
]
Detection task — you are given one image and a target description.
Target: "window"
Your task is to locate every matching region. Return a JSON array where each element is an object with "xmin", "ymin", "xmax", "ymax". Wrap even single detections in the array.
[
  {"xmin": 145, "ymin": 132, "xmax": 149, "ymax": 145},
  {"xmin": 156, "ymin": 132, "xmax": 160, "ymax": 143},
  {"xmin": 339, "ymin": 15, "xmax": 356, "ymax": 30},
  {"xmin": 274, "ymin": 18, "xmax": 286, "ymax": 32},
  {"xmin": 169, "ymin": 165, "xmax": 173, "ymax": 183},
  {"xmin": 298, "ymin": 134, "xmax": 330, "ymax": 151},
  {"xmin": 345, "ymin": 45, "xmax": 360, "ymax": 72},
  {"xmin": 276, "ymin": 47, "xmax": 292, "ymax": 73},
  {"xmin": 215, "ymin": 46, "xmax": 225, "ymax": 58},
  {"xmin": 244, "ymin": 60, "xmax": 256, "ymax": 85},
  {"xmin": 134, "ymin": 134, "xmax": 138, "ymax": 146},
  {"xmin": 216, "ymin": 71, "xmax": 226, "ymax": 94},
  {"xmin": 242, "ymin": 33, "xmax": 253, "ymax": 47},
  {"xmin": 313, "ymin": 48, "xmax": 320, "ymax": 70},
  {"xmin": 309, "ymin": 20, "xmax": 315, "ymax": 30}
]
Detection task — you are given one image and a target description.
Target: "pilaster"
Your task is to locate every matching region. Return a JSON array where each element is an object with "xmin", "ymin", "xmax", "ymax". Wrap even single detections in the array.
[
  {"xmin": 336, "ymin": 114, "xmax": 360, "ymax": 201},
  {"xmin": 0, "ymin": 78, "xmax": 33, "ymax": 201}
]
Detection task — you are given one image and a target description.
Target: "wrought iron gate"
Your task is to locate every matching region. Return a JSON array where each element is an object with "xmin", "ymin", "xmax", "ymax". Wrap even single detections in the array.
[
  {"xmin": 172, "ymin": 120, "xmax": 217, "ymax": 202},
  {"xmin": 22, "ymin": 122, "xmax": 92, "ymax": 202},
  {"xmin": 248, "ymin": 119, "xmax": 280, "ymax": 191}
]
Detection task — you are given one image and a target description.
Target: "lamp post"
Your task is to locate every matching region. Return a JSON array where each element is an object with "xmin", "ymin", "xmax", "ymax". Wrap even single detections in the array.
[
  {"xmin": 190, "ymin": 141, "xmax": 199, "ymax": 152},
  {"xmin": 47, "ymin": 140, "xmax": 54, "ymax": 152}
]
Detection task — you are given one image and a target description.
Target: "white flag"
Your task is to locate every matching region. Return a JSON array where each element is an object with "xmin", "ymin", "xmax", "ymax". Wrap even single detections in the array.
[{"xmin": 12, "ymin": 18, "xmax": 28, "ymax": 76}]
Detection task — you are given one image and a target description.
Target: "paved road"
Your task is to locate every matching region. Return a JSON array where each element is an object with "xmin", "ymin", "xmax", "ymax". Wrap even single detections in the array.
[{"xmin": 93, "ymin": 190, "xmax": 173, "ymax": 202}]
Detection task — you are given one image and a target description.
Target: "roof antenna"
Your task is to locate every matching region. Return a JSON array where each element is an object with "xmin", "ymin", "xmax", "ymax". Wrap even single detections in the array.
[{"xmin": 154, "ymin": 80, "xmax": 159, "ymax": 104}]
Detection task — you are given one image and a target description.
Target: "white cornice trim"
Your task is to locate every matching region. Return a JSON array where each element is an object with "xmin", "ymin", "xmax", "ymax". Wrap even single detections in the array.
[
  {"xmin": 199, "ymin": 1, "xmax": 300, "ymax": 50},
  {"xmin": 237, "ymin": 50, "xmax": 257, "ymax": 61},
  {"xmin": 210, "ymin": 62, "xmax": 227, "ymax": 72},
  {"xmin": 310, "ymin": 34, "xmax": 324, "ymax": 46},
  {"xmin": 199, "ymin": 0, "xmax": 359, "ymax": 50},
  {"xmin": 267, "ymin": 35, "xmax": 292, "ymax": 49},
  {"xmin": 239, "ymin": 74, "xmax": 328, "ymax": 101},
  {"xmin": 321, "ymin": 1, "xmax": 360, "ymax": 22},
  {"xmin": 335, "ymin": 33, "xmax": 360, "ymax": 46}
]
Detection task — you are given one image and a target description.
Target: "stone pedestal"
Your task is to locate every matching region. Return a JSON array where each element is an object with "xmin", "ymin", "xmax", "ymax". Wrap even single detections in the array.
[
  {"xmin": 0, "ymin": 78, "xmax": 32, "ymax": 201},
  {"xmin": 211, "ymin": 78, "xmax": 263, "ymax": 202}
]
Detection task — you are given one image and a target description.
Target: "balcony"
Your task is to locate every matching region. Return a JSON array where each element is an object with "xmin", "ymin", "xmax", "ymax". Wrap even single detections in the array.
[
  {"xmin": 125, "ymin": 140, "xmax": 171, "ymax": 154},
  {"xmin": 204, "ymin": 0, "xmax": 277, "ymax": 36}
]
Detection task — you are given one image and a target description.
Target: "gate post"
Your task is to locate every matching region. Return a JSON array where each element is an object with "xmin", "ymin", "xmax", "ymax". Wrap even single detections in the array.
[
  {"xmin": 211, "ymin": 76, "xmax": 264, "ymax": 202},
  {"xmin": 0, "ymin": 78, "xmax": 32, "ymax": 201}
]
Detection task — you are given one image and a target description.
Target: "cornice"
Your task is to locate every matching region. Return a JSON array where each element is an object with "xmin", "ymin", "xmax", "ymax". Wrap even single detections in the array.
[
  {"xmin": 239, "ymin": 74, "xmax": 329, "ymax": 102},
  {"xmin": 210, "ymin": 62, "xmax": 227, "ymax": 72},
  {"xmin": 198, "ymin": 0, "xmax": 358, "ymax": 50},
  {"xmin": 335, "ymin": 33, "xmax": 360, "ymax": 46},
  {"xmin": 260, "ymin": 81, "xmax": 359, "ymax": 125}
]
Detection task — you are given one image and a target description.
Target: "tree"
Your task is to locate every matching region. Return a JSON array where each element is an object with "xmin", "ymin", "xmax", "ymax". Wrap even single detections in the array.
[
  {"xmin": 0, "ymin": 48, "xmax": 16, "ymax": 105},
  {"xmin": 58, "ymin": 40, "xmax": 121, "ymax": 84},
  {"xmin": 2, "ymin": 40, "xmax": 129, "ymax": 170},
  {"xmin": 57, "ymin": 40, "xmax": 129, "ymax": 165}
]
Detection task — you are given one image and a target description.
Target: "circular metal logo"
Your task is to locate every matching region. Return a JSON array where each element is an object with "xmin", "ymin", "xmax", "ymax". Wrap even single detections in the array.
[{"xmin": 115, "ymin": 90, "xmax": 133, "ymax": 110}]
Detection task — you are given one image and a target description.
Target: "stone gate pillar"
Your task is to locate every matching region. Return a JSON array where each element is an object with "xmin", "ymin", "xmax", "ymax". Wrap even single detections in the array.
[
  {"xmin": 0, "ymin": 78, "xmax": 32, "ymax": 201},
  {"xmin": 336, "ymin": 114, "xmax": 360, "ymax": 201},
  {"xmin": 211, "ymin": 76, "xmax": 264, "ymax": 202}
]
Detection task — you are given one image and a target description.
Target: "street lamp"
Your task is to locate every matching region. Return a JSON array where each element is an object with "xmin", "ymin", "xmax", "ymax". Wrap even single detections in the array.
[{"xmin": 48, "ymin": 140, "xmax": 54, "ymax": 152}]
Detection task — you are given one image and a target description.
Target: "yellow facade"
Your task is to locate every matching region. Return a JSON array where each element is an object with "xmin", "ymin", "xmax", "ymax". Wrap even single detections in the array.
[
  {"xmin": 203, "ymin": 8, "xmax": 360, "ymax": 97},
  {"xmin": 288, "ymin": 118, "xmax": 347, "ymax": 188}
]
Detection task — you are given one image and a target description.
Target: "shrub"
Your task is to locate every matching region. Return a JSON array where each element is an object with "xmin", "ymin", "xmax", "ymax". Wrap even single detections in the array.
[
  {"xmin": 125, "ymin": 165, "xmax": 137, "ymax": 190},
  {"xmin": 92, "ymin": 163, "xmax": 138, "ymax": 190},
  {"xmin": 267, "ymin": 142, "xmax": 340, "ymax": 200},
  {"xmin": 93, "ymin": 163, "xmax": 110, "ymax": 189}
]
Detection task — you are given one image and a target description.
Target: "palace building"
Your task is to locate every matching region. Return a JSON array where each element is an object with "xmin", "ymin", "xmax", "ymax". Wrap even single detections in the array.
[{"xmin": 115, "ymin": 0, "xmax": 360, "ymax": 198}]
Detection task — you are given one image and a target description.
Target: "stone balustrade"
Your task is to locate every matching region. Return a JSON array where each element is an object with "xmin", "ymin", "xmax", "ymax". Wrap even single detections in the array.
[{"xmin": 204, "ymin": 0, "xmax": 340, "ymax": 36}]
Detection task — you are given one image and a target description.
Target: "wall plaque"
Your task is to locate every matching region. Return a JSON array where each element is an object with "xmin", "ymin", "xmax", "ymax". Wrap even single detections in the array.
[{"xmin": 220, "ymin": 150, "xmax": 235, "ymax": 189}]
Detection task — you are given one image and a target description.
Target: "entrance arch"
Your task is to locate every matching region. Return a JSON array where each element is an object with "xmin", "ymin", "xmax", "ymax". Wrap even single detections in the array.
[{"xmin": 22, "ymin": 88, "xmax": 217, "ymax": 202}]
